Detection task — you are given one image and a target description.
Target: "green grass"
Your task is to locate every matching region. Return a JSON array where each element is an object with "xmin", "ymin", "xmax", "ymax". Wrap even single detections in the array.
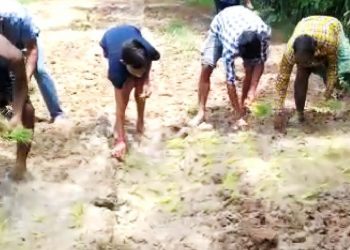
[
  {"xmin": 19, "ymin": 0, "xmax": 39, "ymax": 3},
  {"xmin": 165, "ymin": 20, "xmax": 191, "ymax": 37},
  {"xmin": 70, "ymin": 203, "xmax": 85, "ymax": 229},
  {"xmin": 184, "ymin": 0, "xmax": 213, "ymax": 8},
  {"xmin": 251, "ymin": 102, "xmax": 273, "ymax": 119},
  {"xmin": 164, "ymin": 20, "xmax": 198, "ymax": 51}
]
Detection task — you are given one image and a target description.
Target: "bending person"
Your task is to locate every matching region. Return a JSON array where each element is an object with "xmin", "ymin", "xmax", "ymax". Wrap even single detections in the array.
[
  {"xmin": 274, "ymin": 16, "xmax": 350, "ymax": 131},
  {"xmin": 100, "ymin": 25, "xmax": 160, "ymax": 160},
  {"xmin": 190, "ymin": 6, "xmax": 271, "ymax": 127}
]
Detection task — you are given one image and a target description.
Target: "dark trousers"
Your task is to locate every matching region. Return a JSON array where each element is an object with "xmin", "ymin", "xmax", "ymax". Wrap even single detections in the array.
[
  {"xmin": 294, "ymin": 65, "xmax": 327, "ymax": 113},
  {"xmin": 0, "ymin": 67, "xmax": 13, "ymax": 108}
]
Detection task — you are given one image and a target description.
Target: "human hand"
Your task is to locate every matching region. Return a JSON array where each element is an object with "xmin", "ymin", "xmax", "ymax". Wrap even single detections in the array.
[
  {"xmin": 324, "ymin": 89, "xmax": 332, "ymax": 100},
  {"xmin": 140, "ymin": 84, "xmax": 152, "ymax": 99},
  {"xmin": 9, "ymin": 114, "xmax": 22, "ymax": 129}
]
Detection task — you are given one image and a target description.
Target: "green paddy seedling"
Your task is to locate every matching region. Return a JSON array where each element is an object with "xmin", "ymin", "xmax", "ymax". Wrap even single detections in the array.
[
  {"xmin": 0, "ymin": 118, "xmax": 33, "ymax": 144},
  {"xmin": 70, "ymin": 203, "xmax": 85, "ymax": 229},
  {"xmin": 251, "ymin": 102, "xmax": 272, "ymax": 119},
  {"xmin": 324, "ymin": 99, "xmax": 342, "ymax": 111},
  {"xmin": 4, "ymin": 127, "xmax": 33, "ymax": 144}
]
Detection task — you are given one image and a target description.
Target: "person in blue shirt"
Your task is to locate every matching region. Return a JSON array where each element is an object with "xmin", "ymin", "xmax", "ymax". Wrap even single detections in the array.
[
  {"xmin": 100, "ymin": 25, "xmax": 160, "ymax": 160},
  {"xmin": 0, "ymin": 0, "xmax": 65, "ymax": 123},
  {"xmin": 0, "ymin": 34, "xmax": 34, "ymax": 181},
  {"xmin": 214, "ymin": 0, "xmax": 254, "ymax": 13}
]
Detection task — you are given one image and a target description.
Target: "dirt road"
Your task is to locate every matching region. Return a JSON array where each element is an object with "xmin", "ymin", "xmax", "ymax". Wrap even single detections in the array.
[{"xmin": 1, "ymin": 0, "xmax": 350, "ymax": 249}]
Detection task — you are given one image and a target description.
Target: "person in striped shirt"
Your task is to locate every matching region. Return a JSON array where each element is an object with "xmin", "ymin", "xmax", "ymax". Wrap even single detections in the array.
[
  {"xmin": 274, "ymin": 16, "xmax": 350, "ymax": 131},
  {"xmin": 190, "ymin": 6, "xmax": 271, "ymax": 127}
]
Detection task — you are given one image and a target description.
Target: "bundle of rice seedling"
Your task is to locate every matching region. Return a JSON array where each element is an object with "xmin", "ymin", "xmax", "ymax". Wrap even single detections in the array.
[
  {"xmin": 251, "ymin": 102, "xmax": 272, "ymax": 119},
  {"xmin": 0, "ymin": 117, "xmax": 33, "ymax": 144}
]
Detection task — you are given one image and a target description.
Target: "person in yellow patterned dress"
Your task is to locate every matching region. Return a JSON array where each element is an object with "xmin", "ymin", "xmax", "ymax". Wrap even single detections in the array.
[{"xmin": 274, "ymin": 16, "xmax": 349, "ymax": 131}]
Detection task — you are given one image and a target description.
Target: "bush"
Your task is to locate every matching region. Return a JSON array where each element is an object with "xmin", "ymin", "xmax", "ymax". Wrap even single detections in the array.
[{"xmin": 255, "ymin": 0, "xmax": 350, "ymax": 34}]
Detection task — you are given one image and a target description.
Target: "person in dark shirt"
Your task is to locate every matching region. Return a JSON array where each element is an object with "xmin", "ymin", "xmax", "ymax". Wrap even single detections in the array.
[
  {"xmin": 214, "ymin": 0, "xmax": 254, "ymax": 13},
  {"xmin": 100, "ymin": 25, "xmax": 160, "ymax": 160}
]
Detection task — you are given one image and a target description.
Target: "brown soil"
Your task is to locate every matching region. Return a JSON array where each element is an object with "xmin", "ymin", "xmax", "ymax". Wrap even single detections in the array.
[{"xmin": 1, "ymin": 0, "xmax": 350, "ymax": 249}]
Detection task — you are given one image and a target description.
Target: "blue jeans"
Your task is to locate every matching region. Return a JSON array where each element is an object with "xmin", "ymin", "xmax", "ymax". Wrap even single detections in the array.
[{"xmin": 34, "ymin": 38, "xmax": 63, "ymax": 119}]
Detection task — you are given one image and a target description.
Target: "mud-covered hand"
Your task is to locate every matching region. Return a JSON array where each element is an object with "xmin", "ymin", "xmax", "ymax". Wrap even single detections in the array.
[
  {"xmin": 9, "ymin": 114, "xmax": 23, "ymax": 129},
  {"xmin": 140, "ymin": 84, "xmax": 152, "ymax": 99},
  {"xmin": 324, "ymin": 88, "xmax": 333, "ymax": 100}
]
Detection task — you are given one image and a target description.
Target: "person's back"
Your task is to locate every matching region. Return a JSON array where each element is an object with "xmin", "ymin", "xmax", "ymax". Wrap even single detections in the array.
[
  {"xmin": 0, "ymin": 0, "xmax": 39, "ymax": 48},
  {"xmin": 212, "ymin": 6, "xmax": 270, "ymax": 55},
  {"xmin": 290, "ymin": 16, "xmax": 341, "ymax": 51},
  {"xmin": 100, "ymin": 25, "xmax": 160, "ymax": 88}
]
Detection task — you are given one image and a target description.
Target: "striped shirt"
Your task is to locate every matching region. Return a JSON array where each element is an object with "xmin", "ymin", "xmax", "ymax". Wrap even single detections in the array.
[
  {"xmin": 210, "ymin": 6, "xmax": 271, "ymax": 83},
  {"xmin": 276, "ymin": 16, "xmax": 342, "ymax": 109}
]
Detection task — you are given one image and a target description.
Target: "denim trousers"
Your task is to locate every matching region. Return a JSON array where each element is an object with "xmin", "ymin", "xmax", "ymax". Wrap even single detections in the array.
[{"xmin": 34, "ymin": 38, "xmax": 63, "ymax": 119}]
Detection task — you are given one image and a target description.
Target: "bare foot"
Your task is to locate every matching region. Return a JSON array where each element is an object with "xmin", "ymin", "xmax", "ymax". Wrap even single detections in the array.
[
  {"xmin": 111, "ymin": 141, "xmax": 127, "ymax": 161},
  {"xmin": 297, "ymin": 112, "xmax": 305, "ymax": 123},
  {"xmin": 233, "ymin": 118, "xmax": 248, "ymax": 130},
  {"xmin": 274, "ymin": 111, "xmax": 287, "ymax": 133},
  {"xmin": 189, "ymin": 112, "xmax": 205, "ymax": 127},
  {"xmin": 8, "ymin": 168, "xmax": 26, "ymax": 181}
]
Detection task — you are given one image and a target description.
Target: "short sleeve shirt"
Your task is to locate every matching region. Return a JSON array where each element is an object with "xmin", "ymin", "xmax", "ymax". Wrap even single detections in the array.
[
  {"xmin": 210, "ymin": 6, "xmax": 271, "ymax": 83},
  {"xmin": 0, "ymin": 0, "xmax": 39, "ymax": 49},
  {"xmin": 100, "ymin": 25, "xmax": 160, "ymax": 88}
]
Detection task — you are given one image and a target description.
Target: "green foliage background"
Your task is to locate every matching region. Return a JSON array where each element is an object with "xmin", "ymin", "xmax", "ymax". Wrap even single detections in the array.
[
  {"xmin": 255, "ymin": 0, "xmax": 350, "ymax": 34},
  {"xmin": 185, "ymin": 0, "xmax": 350, "ymax": 35}
]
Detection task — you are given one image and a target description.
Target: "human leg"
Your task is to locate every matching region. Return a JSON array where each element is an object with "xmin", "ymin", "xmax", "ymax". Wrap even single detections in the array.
[
  {"xmin": 190, "ymin": 31, "xmax": 222, "ymax": 126},
  {"xmin": 247, "ymin": 62, "xmax": 264, "ymax": 105},
  {"xmin": 11, "ymin": 99, "xmax": 34, "ymax": 181},
  {"xmin": 112, "ymin": 80, "xmax": 134, "ymax": 159},
  {"xmin": 33, "ymin": 37, "xmax": 63, "ymax": 120},
  {"xmin": 294, "ymin": 66, "xmax": 311, "ymax": 122}
]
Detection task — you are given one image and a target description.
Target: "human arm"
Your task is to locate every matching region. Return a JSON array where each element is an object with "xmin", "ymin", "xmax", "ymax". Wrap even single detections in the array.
[
  {"xmin": 0, "ymin": 35, "xmax": 28, "ymax": 127},
  {"xmin": 274, "ymin": 52, "xmax": 294, "ymax": 132},
  {"xmin": 324, "ymin": 49, "xmax": 338, "ymax": 99},
  {"xmin": 24, "ymin": 39, "xmax": 38, "ymax": 81},
  {"xmin": 21, "ymin": 17, "xmax": 39, "ymax": 81},
  {"xmin": 137, "ymin": 62, "xmax": 152, "ymax": 99},
  {"xmin": 275, "ymin": 53, "xmax": 294, "ymax": 110},
  {"xmin": 224, "ymin": 52, "xmax": 244, "ymax": 117}
]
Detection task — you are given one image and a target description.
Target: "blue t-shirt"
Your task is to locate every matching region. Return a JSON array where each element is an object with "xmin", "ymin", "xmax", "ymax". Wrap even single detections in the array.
[
  {"xmin": 0, "ymin": 0, "xmax": 39, "ymax": 49},
  {"xmin": 100, "ymin": 25, "xmax": 160, "ymax": 88}
]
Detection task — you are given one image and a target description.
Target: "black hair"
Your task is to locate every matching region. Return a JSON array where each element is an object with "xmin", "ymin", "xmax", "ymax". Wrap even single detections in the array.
[
  {"xmin": 293, "ymin": 35, "xmax": 316, "ymax": 56},
  {"xmin": 238, "ymin": 31, "xmax": 261, "ymax": 60},
  {"xmin": 121, "ymin": 39, "xmax": 147, "ymax": 69}
]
